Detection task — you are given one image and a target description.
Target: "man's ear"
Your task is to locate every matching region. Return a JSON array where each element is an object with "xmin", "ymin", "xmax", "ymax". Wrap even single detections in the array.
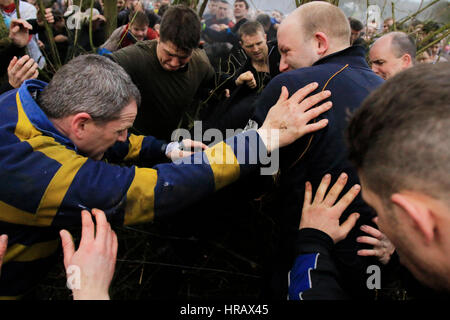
[
  {"xmin": 70, "ymin": 113, "xmax": 92, "ymax": 140},
  {"xmin": 314, "ymin": 32, "xmax": 329, "ymax": 56},
  {"xmin": 401, "ymin": 53, "xmax": 413, "ymax": 68},
  {"xmin": 391, "ymin": 193, "xmax": 435, "ymax": 244}
]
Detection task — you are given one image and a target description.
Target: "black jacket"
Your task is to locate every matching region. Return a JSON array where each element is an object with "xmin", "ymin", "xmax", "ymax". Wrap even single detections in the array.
[{"xmin": 252, "ymin": 45, "xmax": 385, "ymax": 299}]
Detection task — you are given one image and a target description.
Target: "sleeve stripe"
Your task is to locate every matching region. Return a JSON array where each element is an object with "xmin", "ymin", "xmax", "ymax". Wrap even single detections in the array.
[
  {"xmin": 204, "ymin": 141, "xmax": 240, "ymax": 191},
  {"xmin": 0, "ymin": 201, "xmax": 41, "ymax": 226},
  {"xmin": 124, "ymin": 167, "xmax": 157, "ymax": 225},
  {"xmin": 3, "ymin": 239, "xmax": 59, "ymax": 263},
  {"xmin": 124, "ymin": 134, "xmax": 145, "ymax": 162},
  {"xmin": 14, "ymin": 92, "xmax": 42, "ymax": 141}
]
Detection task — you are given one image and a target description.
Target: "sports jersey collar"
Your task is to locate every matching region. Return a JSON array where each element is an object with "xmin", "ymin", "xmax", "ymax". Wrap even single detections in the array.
[
  {"xmin": 18, "ymin": 79, "xmax": 75, "ymax": 148},
  {"xmin": 313, "ymin": 45, "xmax": 368, "ymax": 68}
]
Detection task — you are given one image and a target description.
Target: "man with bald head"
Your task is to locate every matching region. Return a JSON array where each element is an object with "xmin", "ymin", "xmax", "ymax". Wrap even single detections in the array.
[
  {"xmin": 249, "ymin": 1, "xmax": 384, "ymax": 299},
  {"xmin": 369, "ymin": 32, "xmax": 416, "ymax": 79}
]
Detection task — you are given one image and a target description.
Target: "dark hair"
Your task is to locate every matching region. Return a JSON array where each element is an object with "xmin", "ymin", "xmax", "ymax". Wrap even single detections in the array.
[
  {"xmin": 159, "ymin": 5, "xmax": 200, "ymax": 51},
  {"xmin": 256, "ymin": 13, "xmax": 271, "ymax": 28},
  {"xmin": 348, "ymin": 17, "xmax": 363, "ymax": 31},
  {"xmin": 219, "ymin": 0, "xmax": 229, "ymax": 4},
  {"xmin": 235, "ymin": 0, "xmax": 249, "ymax": 10},
  {"xmin": 238, "ymin": 20, "xmax": 264, "ymax": 40},
  {"xmin": 347, "ymin": 63, "xmax": 450, "ymax": 205},
  {"xmin": 129, "ymin": 11, "xmax": 149, "ymax": 27},
  {"xmin": 390, "ymin": 32, "xmax": 417, "ymax": 61}
]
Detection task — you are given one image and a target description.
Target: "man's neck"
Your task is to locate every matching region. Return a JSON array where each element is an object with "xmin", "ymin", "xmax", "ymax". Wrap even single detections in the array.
[
  {"xmin": 252, "ymin": 59, "xmax": 269, "ymax": 73},
  {"xmin": 316, "ymin": 44, "xmax": 351, "ymax": 63},
  {"xmin": 235, "ymin": 16, "xmax": 245, "ymax": 23}
]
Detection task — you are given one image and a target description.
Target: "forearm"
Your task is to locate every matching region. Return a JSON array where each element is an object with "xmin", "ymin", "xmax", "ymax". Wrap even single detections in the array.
[{"xmin": 289, "ymin": 228, "xmax": 350, "ymax": 300}]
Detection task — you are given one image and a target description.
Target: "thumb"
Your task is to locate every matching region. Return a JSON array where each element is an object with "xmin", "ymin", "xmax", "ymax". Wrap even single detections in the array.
[
  {"xmin": 60, "ymin": 230, "xmax": 75, "ymax": 269},
  {"xmin": 337, "ymin": 212, "xmax": 360, "ymax": 242},
  {"xmin": 276, "ymin": 86, "xmax": 289, "ymax": 105}
]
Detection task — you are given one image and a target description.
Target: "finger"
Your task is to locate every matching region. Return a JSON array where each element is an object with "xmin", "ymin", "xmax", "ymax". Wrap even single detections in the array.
[
  {"xmin": 360, "ymin": 224, "xmax": 383, "ymax": 239},
  {"xmin": 302, "ymin": 101, "xmax": 333, "ymax": 126},
  {"xmin": 323, "ymin": 173, "xmax": 348, "ymax": 206},
  {"xmin": 111, "ymin": 230, "xmax": 118, "ymax": 262},
  {"xmin": 59, "ymin": 229, "xmax": 75, "ymax": 269},
  {"xmin": 303, "ymin": 181, "xmax": 312, "ymax": 208},
  {"xmin": 288, "ymin": 82, "xmax": 319, "ymax": 105},
  {"xmin": 0, "ymin": 234, "xmax": 8, "ymax": 261},
  {"xmin": 299, "ymin": 90, "xmax": 331, "ymax": 112},
  {"xmin": 338, "ymin": 212, "xmax": 360, "ymax": 242},
  {"xmin": 10, "ymin": 25, "xmax": 20, "ymax": 34},
  {"xmin": 334, "ymin": 184, "xmax": 361, "ymax": 213},
  {"xmin": 19, "ymin": 19, "xmax": 33, "ymax": 30},
  {"xmin": 16, "ymin": 58, "xmax": 37, "ymax": 81},
  {"xmin": 31, "ymin": 69, "xmax": 39, "ymax": 80},
  {"xmin": 357, "ymin": 249, "xmax": 378, "ymax": 257},
  {"xmin": 302, "ymin": 118, "xmax": 329, "ymax": 135},
  {"xmin": 92, "ymin": 208, "xmax": 109, "ymax": 242},
  {"xmin": 356, "ymin": 235, "xmax": 380, "ymax": 246},
  {"xmin": 275, "ymin": 86, "xmax": 289, "ymax": 105},
  {"xmin": 7, "ymin": 56, "xmax": 18, "ymax": 71},
  {"xmin": 23, "ymin": 63, "xmax": 38, "ymax": 81},
  {"xmin": 313, "ymin": 173, "xmax": 331, "ymax": 204},
  {"xmin": 80, "ymin": 210, "xmax": 95, "ymax": 244},
  {"xmin": 183, "ymin": 139, "xmax": 206, "ymax": 150},
  {"xmin": 12, "ymin": 55, "xmax": 30, "ymax": 74}
]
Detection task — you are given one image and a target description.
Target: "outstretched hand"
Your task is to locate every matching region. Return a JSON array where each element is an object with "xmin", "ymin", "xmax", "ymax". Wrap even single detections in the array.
[
  {"xmin": 8, "ymin": 19, "xmax": 32, "ymax": 48},
  {"xmin": 8, "ymin": 55, "xmax": 39, "ymax": 88},
  {"xmin": 257, "ymin": 83, "xmax": 332, "ymax": 152},
  {"xmin": 299, "ymin": 173, "xmax": 361, "ymax": 243},
  {"xmin": 60, "ymin": 209, "xmax": 118, "ymax": 300},
  {"xmin": 357, "ymin": 217, "xmax": 395, "ymax": 265},
  {"xmin": 166, "ymin": 139, "xmax": 208, "ymax": 161}
]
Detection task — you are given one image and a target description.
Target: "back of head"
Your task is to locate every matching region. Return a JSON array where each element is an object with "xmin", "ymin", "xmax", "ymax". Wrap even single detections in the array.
[
  {"xmin": 238, "ymin": 20, "xmax": 265, "ymax": 40},
  {"xmin": 349, "ymin": 17, "xmax": 363, "ymax": 32},
  {"xmin": 159, "ymin": 5, "xmax": 200, "ymax": 51},
  {"xmin": 347, "ymin": 63, "xmax": 450, "ymax": 205},
  {"xmin": 389, "ymin": 31, "xmax": 417, "ymax": 62},
  {"xmin": 295, "ymin": 1, "xmax": 350, "ymax": 46},
  {"xmin": 38, "ymin": 54, "xmax": 141, "ymax": 122},
  {"xmin": 256, "ymin": 13, "xmax": 271, "ymax": 29}
]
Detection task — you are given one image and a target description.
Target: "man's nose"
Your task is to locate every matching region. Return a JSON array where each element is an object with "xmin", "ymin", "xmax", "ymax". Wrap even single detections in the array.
[{"xmin": 279, "ymin": 57, "xmax": 289, "ymax": 73}]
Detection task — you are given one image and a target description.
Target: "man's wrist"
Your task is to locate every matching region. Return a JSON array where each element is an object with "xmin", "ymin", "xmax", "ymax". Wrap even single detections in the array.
[
  {"xmin": 165, "ymin": 141, "xmax": 182, "ymax": 157},
  {"xmin": 72, "ymin": 289, "xmax": 110, "ymax": 300}
]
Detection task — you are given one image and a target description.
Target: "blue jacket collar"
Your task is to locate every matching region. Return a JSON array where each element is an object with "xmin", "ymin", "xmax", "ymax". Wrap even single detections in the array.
[
  {"xmin": 313, "ymin": 45, "xmax": 369, "ymax": 69},
  {"xmin": 18, "ymin": 79, "xmax": 76, "ymax": 149}
]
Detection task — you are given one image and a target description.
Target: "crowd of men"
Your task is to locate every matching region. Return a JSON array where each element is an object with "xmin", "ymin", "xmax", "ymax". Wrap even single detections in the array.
[{"xmin": 0, "ymin": 0, "xmax": 449, "ymax": 301}]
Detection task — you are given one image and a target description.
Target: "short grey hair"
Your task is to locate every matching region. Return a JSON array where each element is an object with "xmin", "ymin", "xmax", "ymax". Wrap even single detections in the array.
[
  {"xmin": 390, "ymin": 32, "xmax": 416, "ymax": 62},
  {"xmin": 38, "ymin": 54, "xmax": 141, "ymax": 122}
]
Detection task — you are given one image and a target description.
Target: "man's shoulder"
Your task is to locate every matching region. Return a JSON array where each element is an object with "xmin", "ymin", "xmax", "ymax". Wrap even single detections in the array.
[{"xmin": 110, "ymin": 40, "xmax": 156, "ymax": 64}]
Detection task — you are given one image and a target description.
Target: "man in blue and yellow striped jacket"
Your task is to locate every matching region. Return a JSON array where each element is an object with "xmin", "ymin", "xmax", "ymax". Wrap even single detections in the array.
[{"xmin": 0, "ymin": 54, "xmax": 332, "ymax": 298}]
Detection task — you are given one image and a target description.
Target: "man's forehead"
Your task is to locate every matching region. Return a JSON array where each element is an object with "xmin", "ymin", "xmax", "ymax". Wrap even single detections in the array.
[
  {"xmin": 242, "ymin": 32, "xmax": 265, "ymax": 44},
  {"xmin": 161, "ymin": 41, "xmax": 192, "ymax": 56}
]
